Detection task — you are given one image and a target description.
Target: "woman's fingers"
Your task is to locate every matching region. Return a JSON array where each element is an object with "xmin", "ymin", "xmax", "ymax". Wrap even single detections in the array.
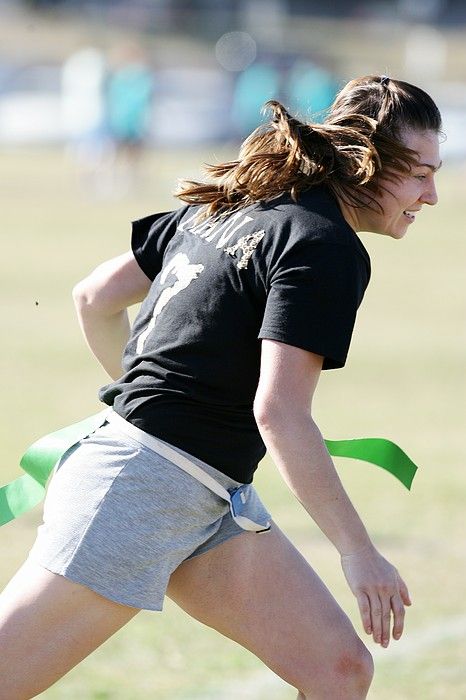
[
  {"xmin": 398, "ymin": 573, "xmax": 412, "ymax": 606},
  {"xmin": 380, "ymin": 594, "xmax": 392, "ymax": 647},
  {"xmin": 356, "ymin": 591, "xmax": 372, "ymax": 636},
  {"xmin": 366, "ymin": 593, "xmax": 391, "ymax": 646},
  {"xmin": 364, "ymin": 587, "xmax": 407, "ymax": 646},
  {"xmin": 369, "ymin": 594, "xmax": 383, "ymax": 645},
  {"xmin": 341, "ymin": 551, "xmax": 410, "ymax": 646},
  {"xmin": 391, "ymin": 593, "xmax": 406, "ymax": 641}
]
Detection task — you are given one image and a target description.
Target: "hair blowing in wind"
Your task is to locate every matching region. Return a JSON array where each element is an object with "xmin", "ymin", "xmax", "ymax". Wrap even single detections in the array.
[{"xmin": 176, "ymin": 74, "xmax": 442, "ymax": 218}]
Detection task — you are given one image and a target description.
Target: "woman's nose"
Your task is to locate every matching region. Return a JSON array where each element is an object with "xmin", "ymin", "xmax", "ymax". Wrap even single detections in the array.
[{"xmin": 421, "ymin": 181, "xmax": 438, "ymax": 206}]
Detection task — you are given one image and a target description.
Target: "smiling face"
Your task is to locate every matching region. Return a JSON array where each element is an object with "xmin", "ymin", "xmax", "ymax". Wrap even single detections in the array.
[{"xmin": 343, "ymin": 129, "xmax": 441, "ymax": 239}]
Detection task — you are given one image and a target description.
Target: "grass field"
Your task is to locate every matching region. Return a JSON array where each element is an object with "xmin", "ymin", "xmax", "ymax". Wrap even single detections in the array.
[{"xmin": 0, "ymin": 145, "xmax": 465, "ymax": 699}]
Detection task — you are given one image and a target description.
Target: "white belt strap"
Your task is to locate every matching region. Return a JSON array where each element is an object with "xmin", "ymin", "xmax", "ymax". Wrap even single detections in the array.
[
  {"xmin": 106, "ymin": 410, "xmax": 270, "ymax": 533},
  {"xmin": 107, "ymin": 410, "xmax": 230, "ymax": 501}
]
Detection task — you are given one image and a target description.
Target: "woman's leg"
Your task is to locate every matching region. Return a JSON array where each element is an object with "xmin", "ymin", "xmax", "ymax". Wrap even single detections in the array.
[
  {"xmin": 0, "ymin": 558, "xmax": 139, "ymax": 700},
  {"xmin": 167, "ymin": 523, "xmax": 374, "ymax": 700}
]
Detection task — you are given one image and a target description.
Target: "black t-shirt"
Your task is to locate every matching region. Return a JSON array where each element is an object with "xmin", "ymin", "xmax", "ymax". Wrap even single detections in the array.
[{"xmin": 99, "ymin": 186, "xmax": 371, "ymax": 483}]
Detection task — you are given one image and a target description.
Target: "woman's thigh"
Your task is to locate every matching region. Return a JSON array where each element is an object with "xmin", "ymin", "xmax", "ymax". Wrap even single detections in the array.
[
  {"xmin": 0, "ymin": 559, "xmax": 139, "ymax": 700},
  {"xmin": 167, "ymin": 523, "xmax": 371, "ymax": 695}
]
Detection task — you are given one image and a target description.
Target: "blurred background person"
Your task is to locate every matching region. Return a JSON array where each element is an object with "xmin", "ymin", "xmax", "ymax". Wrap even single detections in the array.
[
  {"xmin": 104, "ymin": 42, "xmax": 154, "ymax": 196},
  {"xmin": 61, "ymin": 46, "xmax": 110, "ymax": 196}
]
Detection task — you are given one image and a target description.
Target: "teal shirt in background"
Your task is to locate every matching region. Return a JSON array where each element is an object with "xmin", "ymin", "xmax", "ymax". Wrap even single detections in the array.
[{"xmin": 106, "ymin": 64, "xmax": 153, "ymax": 141}]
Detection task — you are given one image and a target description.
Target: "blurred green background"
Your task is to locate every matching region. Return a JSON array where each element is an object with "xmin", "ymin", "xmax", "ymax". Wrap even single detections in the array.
[{"xmin": 1, "ymin": 2, "xmax": 466, "ymax": 698}]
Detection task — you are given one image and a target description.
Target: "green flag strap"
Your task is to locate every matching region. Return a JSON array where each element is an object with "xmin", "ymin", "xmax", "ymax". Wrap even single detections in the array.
[
  {"xmin": 0, "ymin": 412, "xmax": 418, "ymax": 528},
  {"xmin": 324, "ymin": 437, "xmax": 417, "ymax": 490},
  {"xmin": 0, "ymin": 411, "xmax": 109, "ymax": 527}
]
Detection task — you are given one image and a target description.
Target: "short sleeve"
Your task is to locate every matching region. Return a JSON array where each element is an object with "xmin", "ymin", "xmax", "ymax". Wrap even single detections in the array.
[
  {"xmin": 258, "ymin": 241, "xmax": 369, "ymax": 369},
  {"xmin": 131, "ymin": 208, "xmax": 187, "ymax": 281}
]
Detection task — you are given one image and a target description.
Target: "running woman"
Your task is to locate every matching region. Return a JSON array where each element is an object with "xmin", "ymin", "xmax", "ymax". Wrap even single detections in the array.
[{"xmin": 0, "ymin": 75, "xmax": 442, "ymax": 699}]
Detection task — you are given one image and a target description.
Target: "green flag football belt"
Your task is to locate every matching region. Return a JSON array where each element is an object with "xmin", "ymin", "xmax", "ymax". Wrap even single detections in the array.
[{"xmin": 0, "ymin": 411, "xmax": 418, "ymax": 528}]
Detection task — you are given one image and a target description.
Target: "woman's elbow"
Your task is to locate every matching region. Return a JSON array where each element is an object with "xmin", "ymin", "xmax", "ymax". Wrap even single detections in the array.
[
  {"xmin": 72, "ymin": 277, "xmax": 94, "ymax": 310},
  {"xmin": 72, "ymin": 275, "xmax": 108, "ymax": 316},
  {"xmin": 253, "ymin": 394, "xmax": 316, "ymax": 434},
  {"xmin": 72, "ymin": 278, "xmax": 87, "ymax": 306},
  {"xmin": 254, "ymin": 395, "xmax": 291, "ymax": 431},
  {"xmin": 253, "ymin": 397, "xmax": 268, "ymax": 431}
]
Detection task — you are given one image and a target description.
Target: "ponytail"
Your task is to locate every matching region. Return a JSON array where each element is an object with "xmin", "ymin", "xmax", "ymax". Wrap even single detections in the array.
[{"xmin": 176, "ymin": 75, "xmax": 441, "ymax": 218}]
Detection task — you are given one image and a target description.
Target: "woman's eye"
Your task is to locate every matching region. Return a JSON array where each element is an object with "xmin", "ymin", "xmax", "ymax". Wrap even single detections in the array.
[{"xmin": 415, "ymin": 175, "xmax": 427, "ymax": 181}]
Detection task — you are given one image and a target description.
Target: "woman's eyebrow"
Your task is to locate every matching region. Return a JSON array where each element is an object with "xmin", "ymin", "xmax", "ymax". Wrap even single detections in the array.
[{"xmin": 417, "ymin": 160, "xmax": 442, "ymax": 172}]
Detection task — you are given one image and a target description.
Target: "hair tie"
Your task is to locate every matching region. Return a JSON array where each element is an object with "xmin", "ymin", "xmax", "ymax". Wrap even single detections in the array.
[{"xmin": 380, "ymin": 75, "xmax": 390, "ymax": 86}]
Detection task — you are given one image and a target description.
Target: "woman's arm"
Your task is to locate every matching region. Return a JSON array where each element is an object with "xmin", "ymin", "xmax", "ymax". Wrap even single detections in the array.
[
  {"xmin": 72, "ymin": 251, "xmax": 151, "ymax": 380},
  {"xmin": 254, "ymin": 339, "xmax": 410, "ymax": 647}
]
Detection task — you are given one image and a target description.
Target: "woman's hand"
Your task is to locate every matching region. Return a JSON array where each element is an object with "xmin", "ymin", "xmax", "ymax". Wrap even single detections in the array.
[{"xmin": 341, "ymin": 544, "xmax": 411, "ymax": 648}]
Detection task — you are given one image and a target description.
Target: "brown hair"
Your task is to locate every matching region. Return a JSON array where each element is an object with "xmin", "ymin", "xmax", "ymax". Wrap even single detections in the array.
[{"xmin": 175, "ymin": 75, "xmax": 442, "ymax": 217}]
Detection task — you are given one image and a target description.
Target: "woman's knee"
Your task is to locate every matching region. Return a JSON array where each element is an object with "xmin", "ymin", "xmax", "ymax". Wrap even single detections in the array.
[
  {"xmin": 295, "ymin": 635, "xmax": 374, "ymax": 699},
  {"xmin": 332, "ymin": 639, "xmax": 374, "ymax": 694}
]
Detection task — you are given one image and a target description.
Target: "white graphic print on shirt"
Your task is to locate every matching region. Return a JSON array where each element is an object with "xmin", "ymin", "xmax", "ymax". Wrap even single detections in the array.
[
  {"xmin": 224, "ymin": 231, "xmax": 265, "ymax": 269},
  {"xmin": 177, "ymin": 210, "xmax": 253, "ymax": 249},
  {"xmin": 136, "ymin": 252, "xmax": 204, "ymax": 354}
]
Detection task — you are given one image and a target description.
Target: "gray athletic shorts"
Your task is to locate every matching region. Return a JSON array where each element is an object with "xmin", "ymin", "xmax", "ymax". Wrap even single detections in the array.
[{"xmin": 28, "ymin": 417, "xmax": 271, "ymax": 611}]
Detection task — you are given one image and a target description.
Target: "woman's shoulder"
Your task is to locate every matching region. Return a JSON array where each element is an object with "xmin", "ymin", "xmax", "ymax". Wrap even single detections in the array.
[
  {"xmin": 257, "ymin": 186, "xmax": 357, "ymax": 247},
  {"xmin": 252, "ymin": 187, "xmax": 370, "ymax": 277}
]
